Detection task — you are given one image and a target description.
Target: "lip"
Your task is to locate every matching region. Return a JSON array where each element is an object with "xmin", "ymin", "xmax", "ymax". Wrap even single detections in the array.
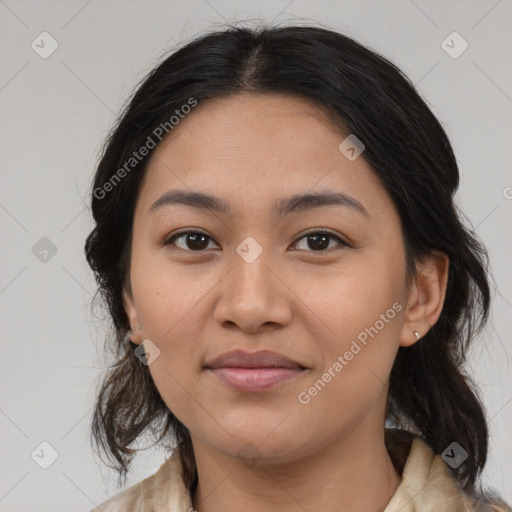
[
  {"xmin": 204, "ymin": 349, "xmax": 307, "ymax": 392},
  {"xmin": 205, "ymin": 349, "xmax": 305, "ymax": 370},
  {"xmin": 208, "ymin": 367, "xmax": 305, "ymax": 391}
]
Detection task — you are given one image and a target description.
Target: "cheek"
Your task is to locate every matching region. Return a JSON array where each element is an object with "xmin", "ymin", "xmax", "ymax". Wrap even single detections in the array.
[
  {"xmin": 296, "ymin": 255, "xmax": 405, "ymax": 343},
  {"xmin": 129, "ymin": 247, "xmax": 217, "ymax": 405},
  {"xmin": 307, "ymin": 290, "xmax": 402, "ymax": 392},
  {"xmin": 130, "ymin": 243, "xmax": 211, "ymax": 341},
  {"xmin": 295, "ymin": 246, "xmax": 405, "ymax": 389},
  {"xmin": 295, "ymin": 280, "xmax": 403, "ymax": 431}
]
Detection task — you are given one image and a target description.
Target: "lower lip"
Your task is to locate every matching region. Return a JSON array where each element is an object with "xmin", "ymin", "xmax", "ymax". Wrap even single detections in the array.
[{"xmin": 207, "ymin": 367, "xmax": 305, "ymax": 391}]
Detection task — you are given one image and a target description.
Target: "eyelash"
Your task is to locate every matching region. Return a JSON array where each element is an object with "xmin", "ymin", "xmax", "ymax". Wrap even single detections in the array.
[{"xmin": 162, "ymin": 228, "xmax": 350, "ymax": 253}]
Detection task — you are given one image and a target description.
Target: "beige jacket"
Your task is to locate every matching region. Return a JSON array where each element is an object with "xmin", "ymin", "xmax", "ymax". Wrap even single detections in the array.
[{"xmin": 91, "ymin": 434, "xmax": 510, "ymax": 512}]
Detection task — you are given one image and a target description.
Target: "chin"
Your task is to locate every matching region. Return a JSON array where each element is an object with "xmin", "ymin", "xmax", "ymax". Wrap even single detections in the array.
[{"xmin": 208, "ymin": 429, "xmax": 307, "ymax": 464}]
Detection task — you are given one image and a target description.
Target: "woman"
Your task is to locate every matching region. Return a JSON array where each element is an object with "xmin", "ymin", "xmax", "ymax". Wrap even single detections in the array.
[{"xmin": 85, "ymin": 24, "xmax": 511, "ymax": 511}]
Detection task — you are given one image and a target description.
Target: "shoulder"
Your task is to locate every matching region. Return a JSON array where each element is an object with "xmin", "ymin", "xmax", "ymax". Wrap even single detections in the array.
[
  {"xmin": 89, "ymin": 464, "xmax": 167, "ymax": 512},
  {"xmin": 385, "ymin": 429, "xmax": 511, "ymax": 512},
  {"xmin": 89, "ymin": 480, "xmax": 143, "ymax": 512},
  {"xmin": 89, "ymin": 450, "xmax": 193, "ymax": 512}
]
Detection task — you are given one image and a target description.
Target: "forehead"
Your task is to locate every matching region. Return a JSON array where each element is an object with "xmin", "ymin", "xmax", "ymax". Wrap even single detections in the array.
[{"xmin": 136, "ymin": 93, "xmax": 393, "ymax": 221}]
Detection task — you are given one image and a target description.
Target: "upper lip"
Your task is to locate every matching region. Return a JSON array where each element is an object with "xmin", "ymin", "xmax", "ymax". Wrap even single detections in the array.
[{"xmin": 205, "ymin": 349, "xmax": 306, "ymax": 369}]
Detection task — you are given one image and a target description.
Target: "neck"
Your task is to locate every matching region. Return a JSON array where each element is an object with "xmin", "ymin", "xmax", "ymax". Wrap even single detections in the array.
[{"xmin": 190, "ymin": 425, "xmax": 402, "ymax": 512}]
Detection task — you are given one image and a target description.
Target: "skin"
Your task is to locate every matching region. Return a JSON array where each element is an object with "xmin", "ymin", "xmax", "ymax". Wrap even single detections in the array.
[{"xmin": 123, "ymin": 93, "xmax": 449, "ymax": 512}]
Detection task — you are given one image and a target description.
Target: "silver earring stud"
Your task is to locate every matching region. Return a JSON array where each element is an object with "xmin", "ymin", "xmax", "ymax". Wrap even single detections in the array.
[{"xmin": 413, "ymin": 330, "xmax": 420, "ymax": 339}]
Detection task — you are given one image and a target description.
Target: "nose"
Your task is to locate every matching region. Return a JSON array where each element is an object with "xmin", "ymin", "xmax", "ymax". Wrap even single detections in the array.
[{"xmin": 213, "ymin": 245, "xmax": 293, "ymax": 334}]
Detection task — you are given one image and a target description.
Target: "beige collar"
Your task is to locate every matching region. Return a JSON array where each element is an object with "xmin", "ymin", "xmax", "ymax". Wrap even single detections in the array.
[
  {"xmin": 384, "ymin": 436, "xmax": 474, "ymax": 511},
  {"xmin": 93, "ymin": 435, "xmax": 475, "ymax": 512}
]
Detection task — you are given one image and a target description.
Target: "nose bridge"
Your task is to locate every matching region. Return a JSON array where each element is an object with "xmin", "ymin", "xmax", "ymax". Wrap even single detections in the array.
[
  {"xmin": 213, "ymin": 235, "xmax": 291, "ymax": 330},
  {"xmin": 230, "ymin": 236, "xmax": 274, "ymax": 301}
]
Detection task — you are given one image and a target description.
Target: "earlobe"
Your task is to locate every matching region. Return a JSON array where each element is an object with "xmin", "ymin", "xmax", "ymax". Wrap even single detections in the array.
[
  {"xmin": 122, "ymin": 287, "xmax": 143, "ymax": 344},
  {"xmin": 398, "ymin": 251, "xmax": 449, "ymax": 347}
]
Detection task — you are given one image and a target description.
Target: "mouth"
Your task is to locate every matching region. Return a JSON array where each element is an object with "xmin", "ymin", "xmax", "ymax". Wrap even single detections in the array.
[
  {"xmin": 207, "ymin": 367, "xmax": 306, "ymax": 391},
  {"xmin": 204, "ymin": 349, "xmax": 308, "ymax": 392}
]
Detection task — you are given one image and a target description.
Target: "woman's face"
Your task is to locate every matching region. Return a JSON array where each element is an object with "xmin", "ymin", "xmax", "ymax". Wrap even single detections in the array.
[{"xmin": 123, "ymin": 93, "xmax": 415, "ymax": 463}]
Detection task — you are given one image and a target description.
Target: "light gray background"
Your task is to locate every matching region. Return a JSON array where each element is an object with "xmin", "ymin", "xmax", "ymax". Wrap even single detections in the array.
[{"xmin": 0, "ymin": 1, "xmax": 511, "ymax": 510}]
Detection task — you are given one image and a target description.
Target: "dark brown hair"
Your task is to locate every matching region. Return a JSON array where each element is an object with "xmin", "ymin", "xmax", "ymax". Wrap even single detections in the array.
[{"xmin": 85, "ymin": 22, "xmax": 503, "ymax": 503}]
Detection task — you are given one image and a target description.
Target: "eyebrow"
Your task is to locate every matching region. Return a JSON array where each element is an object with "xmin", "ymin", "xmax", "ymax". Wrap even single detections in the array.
[{"xmin": 148, "ymin": 189, "xmax": 368, "ymax": 218}]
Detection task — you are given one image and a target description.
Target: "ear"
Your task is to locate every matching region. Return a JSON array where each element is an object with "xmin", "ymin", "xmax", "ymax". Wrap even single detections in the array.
[
  {"xmin": 398, "ymin": 251, "xmax": 449, "ymax": 347},
  {"xmin": 122, "ymin": 285, "xmax": 143, "ymax": 345}
]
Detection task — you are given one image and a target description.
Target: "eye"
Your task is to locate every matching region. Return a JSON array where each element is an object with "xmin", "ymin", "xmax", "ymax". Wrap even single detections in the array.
[
  {"xmin": 162, "ymin": 228, "xmax": 349, "ymax": 253},
  {"xmin": 292, "ymin": 229, "xmax": 349, "ymax": 252},
  {"xmin": 163, "ymin": 230, "xmax": 219, "ymax": 251}
]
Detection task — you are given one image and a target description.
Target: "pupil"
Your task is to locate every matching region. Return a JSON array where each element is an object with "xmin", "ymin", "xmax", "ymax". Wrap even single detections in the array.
[
  {"xmin": 188, "ymin": 233, "xmax": 208, "ymax": 250},
  {"xmin": 309, "ymin": 234, "xmax": 329, "ymax": 250}
]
